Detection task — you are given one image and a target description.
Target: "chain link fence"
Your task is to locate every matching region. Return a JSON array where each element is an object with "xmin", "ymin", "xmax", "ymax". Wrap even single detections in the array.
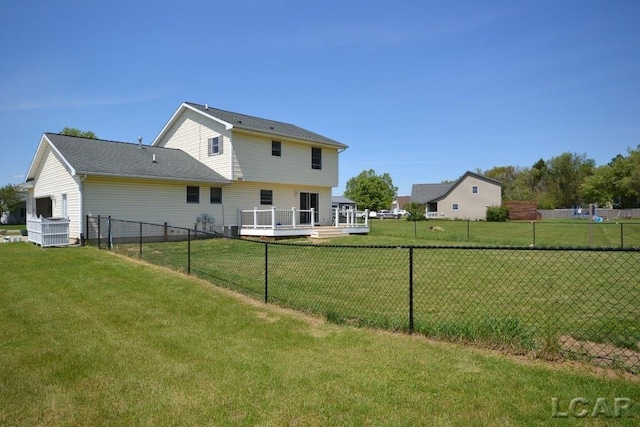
[{"xmin": 86, "ymin": 216, "xmax": 640, "ymax": 373}]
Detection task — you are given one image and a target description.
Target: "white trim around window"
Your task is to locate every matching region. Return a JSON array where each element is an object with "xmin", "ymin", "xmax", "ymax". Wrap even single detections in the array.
[{"xmin": 208, "ymin": 136, "xmax": 223, "ymax": 156}]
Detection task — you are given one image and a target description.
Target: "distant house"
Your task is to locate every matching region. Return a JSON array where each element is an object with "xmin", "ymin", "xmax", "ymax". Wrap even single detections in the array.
[
  {"xmin": 332, "ymin": 196, "xmax": 357, "ymax": 211},
  {"xmin": 392, "ymin": 196, "xmax": 411, "ymax": 212},
  {"xmin": 22, "ymin": 102, "xmax": 367, "ymax": 241},
  {"xmin": 0, "ymin": 192, "xmax": 26, "ymax": 225},
  {"xmin": 411, "ymin": 171, "xmax": 502, "ymax": 220}
]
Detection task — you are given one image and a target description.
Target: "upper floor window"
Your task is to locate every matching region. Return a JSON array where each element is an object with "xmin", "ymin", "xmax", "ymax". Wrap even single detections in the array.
[
  {"xmin": 472, "ymin": 186, "xmax": 478, "ymax": 194},
  {"xmin": 187, "ymin": 186, "xmax": 200, "ymax": 203},
  {"xmin": 272, "ymin": 141, "xmax": 281, "ymax": 156},
  {"xmin": 210, "ymin": 187, "xmax": 222, "ymax": 204},
  {"xmin": 208, "ymin": 136, "xmax": 223, "ymax": 156},
  {"xmin": 311, "ymin": 147, "xmax": 322, "ymax": 170},
  {"xmin": 452, "ymin": 203, "xmax": 459, "ymax": 210},
  {"xmin": 260, "ymin": 189, "xmax": 273, "ymax": 205}
]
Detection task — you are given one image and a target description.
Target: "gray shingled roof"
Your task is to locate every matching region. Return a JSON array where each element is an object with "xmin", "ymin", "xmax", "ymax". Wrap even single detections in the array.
[
  {"xmin": 331, "ymin": 196, "xmax": 356, "ymax": 204},
  {"xmin": 185, "ymin": 102, "xmax": 347, "ymax": 148},
  {"xmin": 45, "ymin": 133, "xmax": 229, "ymax": 183},
  {"xmin": 411, "ymin": 182, "xmax": 455, "ymax": 204},
  {"xmin": 411, "ymin": 171, "xmax": 502, "ymax": 203}
]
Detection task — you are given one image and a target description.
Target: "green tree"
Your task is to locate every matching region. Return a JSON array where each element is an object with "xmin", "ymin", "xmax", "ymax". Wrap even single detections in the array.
[
  {"xmin": 344, "ymin": 169, "xmax": 397, "ymax": 212},
  {"xmin": 405, "ymin": 201, "xmax": 426, "ymax": 220},
  {"xmin": 0, "ymin": 184, "xmax": 23, "ymax": 219},
  {"xmin": 60, "ymin": 127, "xmax": 98, "ymax": 139},
  {"xmin": 583, "ymin": 146, "xmax": 640, "ymax": 208},
  {"xmin": 545, "ymin": 152, "xmax": 595, "ymax": 208}
]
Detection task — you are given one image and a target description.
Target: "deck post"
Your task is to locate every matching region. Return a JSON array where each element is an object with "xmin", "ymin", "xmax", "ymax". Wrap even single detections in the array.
[
  {"xmin": 271, "ymin": 206, "xmax": 277, "ymax": 229},
  {"xmin": 253, "ymin": 207, "xmax": 257, "ymax": 229},
  {"xmin": 310, "ymin": 208, "xmax": 315, "ymax": 228},
  {"xmin": 292, "ymin": 207, "xmax": 297, "ymax": 229}
]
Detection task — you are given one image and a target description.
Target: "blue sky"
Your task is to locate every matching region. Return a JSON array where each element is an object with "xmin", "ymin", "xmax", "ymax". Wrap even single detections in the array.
[{"xmin": 1, "ymin": 0, "xmax": 639, "ymax": 196}]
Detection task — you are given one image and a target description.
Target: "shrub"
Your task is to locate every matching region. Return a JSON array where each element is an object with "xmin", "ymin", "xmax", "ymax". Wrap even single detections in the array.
[{"xmin": 486, "ymin": 205, "xmax": 509, "ymax": 222}]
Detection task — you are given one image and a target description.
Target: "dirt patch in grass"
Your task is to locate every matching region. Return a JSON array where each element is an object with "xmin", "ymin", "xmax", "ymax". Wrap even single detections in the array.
[{"xmin": 560, "ymin": 335, "xmax": 640, "ymax": 374}]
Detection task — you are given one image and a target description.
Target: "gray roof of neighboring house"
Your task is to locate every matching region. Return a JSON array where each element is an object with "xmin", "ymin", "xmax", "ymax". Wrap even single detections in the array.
[
  {"xmin": 185, "ymin": 102, "xmax": 347, "ymax": 149},
  {"xmin": 332, "ymin": 196, "xmax": 356, "ymax": 204},
  {"xmin": 411, "ymin": 182, "xmax": 455, "ymax": 204},
  {"xmin": 42, "ymin": 133, "xmax": 229, "ymax": 184},
  {"xmin": 411, "ymin": 171, "xmax": 502, "ymax": 204}
]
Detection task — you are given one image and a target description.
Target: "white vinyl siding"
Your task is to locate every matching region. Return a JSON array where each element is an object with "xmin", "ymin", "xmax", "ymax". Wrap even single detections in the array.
[
  {"xmin": 232, "ymin": 131, "xmax": 339, "ymax": 186},
  {"xmin": 83, "ymin": 178, "xmax": 335, "ymax": 229},
  {"xmin": 155, "ymin": 108, "xmax": 232, "ymax": 179},
  {"xmin": 31, "ymin": 147, "xmax": 80, "ymax": 238},
  {"xmin": 439, "ymin": 176, "xmax": 502, "ymax": 220}
]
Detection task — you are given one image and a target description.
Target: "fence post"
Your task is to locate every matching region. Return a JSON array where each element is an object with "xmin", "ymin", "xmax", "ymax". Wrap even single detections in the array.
[
  {"xmin": 621, "ymin": 223, "xmax": 624, "ymax": 248},
  {"xmin": 164, "ymin": 222, "xmax": 168, "ymax": 242},
  {"xmin": 409, "ymin": 247, "xmax": 414, "ymax": 334},
  {"xmin": 264, "ymin": 242, "xmax": 269, "ymax": 303},
  {"xmin": 85, "ymin": 215, "xmax": 89, "ymax": 245},
  {"xmin": 139, "ymin": 222, "xmax": 143, "ymax": 259},
  {"xmin": 187, "ymin": 229, "xmax": 191, "ymax": 274},
  {"xmin": 97, "ymin": 215, "xmax": 101, "ymax": 249},
  {"xmin": 107, "ymin": 215, "xmax": 112, "ymax": 250},
  {"xmin": 532, "ymin": 221, "xmax": 536, "ymax": 246},
  {"xmin": 467, "ymin": 220, "xmax": 470, "ymax": 241}
]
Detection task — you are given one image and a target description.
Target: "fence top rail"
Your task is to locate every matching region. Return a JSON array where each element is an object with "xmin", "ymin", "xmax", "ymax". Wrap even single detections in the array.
[
  {"xmin": 262, "ymin": 241, "xmax": 640, "ymax": 252},
  {"xmin": 88, "ymin": 216, "xmax": 193, "ymax": 231}
]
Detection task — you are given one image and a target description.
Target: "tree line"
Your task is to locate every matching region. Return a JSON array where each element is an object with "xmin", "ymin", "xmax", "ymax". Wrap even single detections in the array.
[
  {"xmin": 344, "ymin": 146, "xmax": 640, "ymax": 213},
  {"xmin": 481, "ymin": 146, "xmax": 640, "ymax": 209}
]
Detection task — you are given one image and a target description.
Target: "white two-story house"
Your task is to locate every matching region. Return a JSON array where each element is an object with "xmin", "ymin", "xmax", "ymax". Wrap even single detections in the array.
[{"xmin": 22, "ymin": 102, "xmax": 365, "ymax": 241}]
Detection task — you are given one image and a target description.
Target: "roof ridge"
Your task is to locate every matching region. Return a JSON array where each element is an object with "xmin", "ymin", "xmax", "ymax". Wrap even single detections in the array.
[
  {"xmin": 185, "ymin": 102, "xmax": 299, "ymax": 127},
  {"xmin": 45, "ymin": 132, "xmax": 183, "ymax": 152}
]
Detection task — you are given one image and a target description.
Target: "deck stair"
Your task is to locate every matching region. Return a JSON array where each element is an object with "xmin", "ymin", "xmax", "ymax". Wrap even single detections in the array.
[{"xmin": 309, "ymin": 227, "xmax": 347, "ymax": 239}]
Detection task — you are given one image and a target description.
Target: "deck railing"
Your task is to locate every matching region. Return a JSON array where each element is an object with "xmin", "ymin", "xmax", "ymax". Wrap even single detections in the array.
[
  {"xmin": 240, "ymin": 207, "xmax": 316, "ymax": 229},
  {"xmin": 27, "ymin": 215, "xmax": 70, "ymax": 247},
  {"xmin": 240, "ymin": 207, "xmax": 371, "ymax": 230},
  {"xmin": 333, "ymin": 208, "xmax": 369, "ymax": 227}
]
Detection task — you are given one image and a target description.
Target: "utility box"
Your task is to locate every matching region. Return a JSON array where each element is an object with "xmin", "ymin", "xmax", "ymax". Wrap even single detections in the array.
[{"xmin": 224, "ymin": 226, "xmax": 239, "ymax": 238}]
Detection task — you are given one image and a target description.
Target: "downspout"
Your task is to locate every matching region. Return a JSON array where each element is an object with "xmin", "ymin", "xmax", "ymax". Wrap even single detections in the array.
[{"xmin": 76, "ymin": 175, "xmax": 87, "ymax": 240}]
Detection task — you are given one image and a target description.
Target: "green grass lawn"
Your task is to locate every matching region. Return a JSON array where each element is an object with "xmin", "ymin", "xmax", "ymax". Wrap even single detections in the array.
[
  {"xmin": 1, "ymin": 243, "xmax": 639, "ymax": 425},
  {"xmin": 363, "ymin": 218, "xmax": 640, "ymax": 248},
  {"xmin": 125, "ymin": 233, "xmax": 640, "ymax": 373}
]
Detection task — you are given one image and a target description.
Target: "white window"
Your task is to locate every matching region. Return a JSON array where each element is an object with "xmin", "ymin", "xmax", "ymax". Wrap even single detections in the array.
[
  {"xmin": 472, "ymin": 186, "xmax": 478, "ymax": 194},
  {"xmin": 311, "ymin": 147, "xmax": 322, "ymax": 170},
  {"xmin": 452, "ymin": 203, "xmax": 459, "ymax": 210},
  {"xmin": 187, "ymin": 186, "xmax": 200, "ymax": 203},
  {"xmin": 272, "ymin": 141, "xmax": 281, "ymax": 156},
  {"xmin": 208, "ymin": 136, "xmax": 223, "ymax": 156},
  {"xmin": 260, "ymin": 190, "xmax": 273, "ymax": 205},
  {"xmin": 210, "ymin": 188, "xmax": 222, "ymax": 204}
]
